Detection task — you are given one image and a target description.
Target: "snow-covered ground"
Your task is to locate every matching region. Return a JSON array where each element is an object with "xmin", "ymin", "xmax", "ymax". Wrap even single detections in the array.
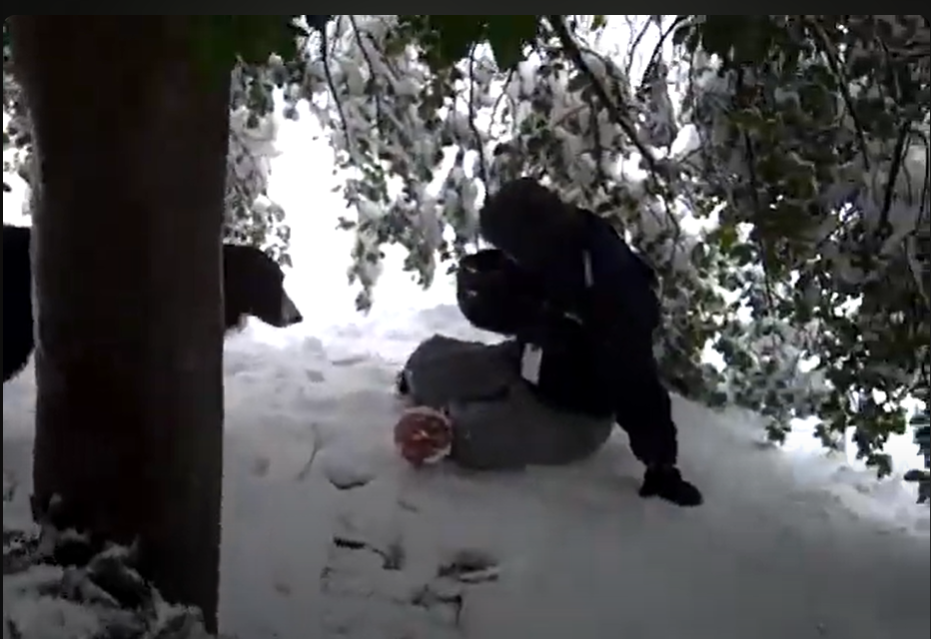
[
  {"xmin": 4, "ymin": 117, "xmax": 930, "ymax": 639},
  {"xmin": 4, "ymin": 299, "xmax": 930, "ymax": 639}
]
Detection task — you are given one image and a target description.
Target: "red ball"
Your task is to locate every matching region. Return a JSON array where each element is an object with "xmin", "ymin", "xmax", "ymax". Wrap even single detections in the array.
[{"xmin": 394, "ymin": 406, "xmax": 453, "ymax": 467}]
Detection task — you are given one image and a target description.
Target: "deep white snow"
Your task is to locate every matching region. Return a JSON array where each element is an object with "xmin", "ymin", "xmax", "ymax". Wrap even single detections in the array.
[
  {"xmin": 4, "ymin": 298, "xmax": 930, "ymax": 639},
  {"xmin": 4, "ymin": 113, "xmax": 930, "ymax": 639}
]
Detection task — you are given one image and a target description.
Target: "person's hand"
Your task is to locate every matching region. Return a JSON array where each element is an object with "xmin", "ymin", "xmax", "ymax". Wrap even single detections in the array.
[{"xmin": 639, "ymin": 465, "xmax": 703, "ymax": 507}]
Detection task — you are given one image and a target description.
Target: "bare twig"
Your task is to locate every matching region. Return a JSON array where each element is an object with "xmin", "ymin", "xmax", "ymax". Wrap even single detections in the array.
[
  {"xmin": 547, "ymin": 15, "xmax": 660, "ymax": 177},
  {"xmin": 319, "ymin": 22, "xmax": 356, "ymax": 164},
  {"xmin": 467, "ymin": 45, "xmax": 489, "ymax": 186},
  {"xmin": 624, "ymin": 17, "xmax": 654, "ymax": 79},
  {"xmin": 639, "ymin": 17, "xmax": 688, "ymax": 91},
  {"xmin": 904, "ymin": 234, "xmax": 930, "ymax": 309},
  {"xmin": 347, "ymin": 15, "xmax": 385, "ymax": 137},
  {"xmin": 808, "ymin": 18, "xmax": 871, "ymax": 172},
  {"xmin": 546, "ymin": 14, "xmax": 682, "ymax": 270},
  {"xmin": 489, "ymin": 67, "xmax": 516, "ymax": 139},
  {"xmin": 878, "ymin": 123, "xmax": 911, "ymax": 238}
]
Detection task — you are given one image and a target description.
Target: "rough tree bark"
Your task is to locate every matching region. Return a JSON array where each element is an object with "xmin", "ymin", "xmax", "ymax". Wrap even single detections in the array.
[{"xmin": 11, "ymin": 17, "xmax": 228, "ymax": 632}]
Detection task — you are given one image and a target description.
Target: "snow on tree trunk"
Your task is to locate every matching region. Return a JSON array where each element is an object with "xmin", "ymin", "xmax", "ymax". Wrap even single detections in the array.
[{"xmin": 11, "ymin": 17, "xmax": 227, "ymax": 632}]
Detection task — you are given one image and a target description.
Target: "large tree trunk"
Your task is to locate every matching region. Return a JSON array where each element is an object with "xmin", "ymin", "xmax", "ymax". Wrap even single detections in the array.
[{"xmin": 11, "ymin": 17, "xmax": 228, "ymax": 632}]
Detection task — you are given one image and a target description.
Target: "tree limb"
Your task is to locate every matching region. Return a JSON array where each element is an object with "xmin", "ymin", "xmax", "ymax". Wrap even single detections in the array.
[
  {"xmin": 319, "ymin": 20, "xmax": 357, "ymax": 164},
  {"xmin": 348, "ymin": 15, "xmax": 385, "ymax": 138},
  {"xmin": 807, "ymin": 18, "xmax": 871, "ymax": 172},
  {"xmin": 624, "ymin": 17, "xmax": 654, "ymax": 79},
  {"xmin": 547, "ymin": 15, "xmax": 661, "ymax": 178},
  {"xmin": 546, "ymin": 14, "xmax": 682, "ymax": 271}
]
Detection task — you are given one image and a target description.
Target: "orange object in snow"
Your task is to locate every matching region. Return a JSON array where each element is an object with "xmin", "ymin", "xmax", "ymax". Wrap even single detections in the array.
[{"xmin": 394, "ymin": 405, "xmax": 453, "ymax": 467}]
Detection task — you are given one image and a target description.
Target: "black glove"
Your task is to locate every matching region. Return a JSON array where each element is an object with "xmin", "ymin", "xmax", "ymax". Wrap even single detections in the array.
[{"xmin": 639, "ymin": 466, "xmax": 703, "ymax": 507}]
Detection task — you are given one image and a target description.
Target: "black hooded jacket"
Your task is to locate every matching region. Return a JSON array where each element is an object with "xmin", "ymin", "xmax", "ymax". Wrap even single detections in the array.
[
  {"xmin": 479, "ymin": 179, "xmax": 678, "ymax": 467},
  {"xmin": 513, "ymin": 210, "xmax": 661, "ymax": 416}
]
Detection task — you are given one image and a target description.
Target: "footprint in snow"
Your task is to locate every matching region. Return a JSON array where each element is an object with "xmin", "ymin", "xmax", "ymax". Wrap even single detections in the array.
[
  {"xmin": 331, "ymin": 534, "xmax": 407, "ymax": 571},
  {"xmin": 436, "ymin": 548, "xmax": 500, "ymax": 584},
  {"xmin": 321, "ymin": 529, "xmax": 501, "ymax": 632},
  {"xmin": 322, "ymin": 456, "xmax": 375, "ymax": 491},
  {"xmin": 305, "ymin": 369, "xmax": 326, "ymax": 383}
]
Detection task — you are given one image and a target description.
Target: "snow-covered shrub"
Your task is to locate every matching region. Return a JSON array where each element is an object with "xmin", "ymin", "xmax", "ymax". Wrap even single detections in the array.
[{"xmin": 3, "ymin": 522, "xmax": 214, "ymax": 639}]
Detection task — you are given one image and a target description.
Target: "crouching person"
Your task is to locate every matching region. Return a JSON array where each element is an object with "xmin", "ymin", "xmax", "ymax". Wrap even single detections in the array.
[{"xmin": 397, "ymin": 178, "xmax": 702, "ymax": 507}]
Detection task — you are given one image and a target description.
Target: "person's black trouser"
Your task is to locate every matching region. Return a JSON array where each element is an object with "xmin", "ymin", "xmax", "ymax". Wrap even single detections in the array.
[
  {"xmin": 525, "ymin": 328, "xmax": 679, "ymax": 469},
  {"xmin": 612, "ymin": 347, "xmax": 679, "ymax": 468}
]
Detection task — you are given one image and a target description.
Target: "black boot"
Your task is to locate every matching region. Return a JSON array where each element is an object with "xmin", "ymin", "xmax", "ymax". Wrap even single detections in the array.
[{"xmin": 639, "ymin": 465, "xmax": 703, "ymax": 507}]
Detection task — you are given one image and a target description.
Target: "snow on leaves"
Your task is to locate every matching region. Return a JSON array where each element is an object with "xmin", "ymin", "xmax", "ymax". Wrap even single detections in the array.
[
  {"xmin": 280, "ymin": 14, "xmax": 928, "ymax": 476},
  {"xmin": 2, "ymin": 15, "xmax": 928, "ymax": 476},
  {"xmin": 226, "ymin": 62, "xmax": 291, "ymax": 265},
  {"xmin": 677, "ymin": 14, "xmax": 929, "ymax": 472}
]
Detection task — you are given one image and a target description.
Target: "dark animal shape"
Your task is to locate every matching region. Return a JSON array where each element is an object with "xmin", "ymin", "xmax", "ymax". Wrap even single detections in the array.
[
  {"xmin": 3, "ymin": 224, "xmax": 34, "ymax": 384},
  {"xmin": 2, "ymin": 224, "xmax": 303, "ymax": 383},
  {"xmin": 222, "ymin": 243, "xmax": 303, "ymax": 331}
]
